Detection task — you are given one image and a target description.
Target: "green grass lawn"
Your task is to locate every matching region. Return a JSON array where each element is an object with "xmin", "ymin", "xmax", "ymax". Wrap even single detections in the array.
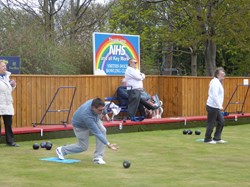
[{"xmin": 0, "ymin": 124, "xmax": 250, "ymax": 187}]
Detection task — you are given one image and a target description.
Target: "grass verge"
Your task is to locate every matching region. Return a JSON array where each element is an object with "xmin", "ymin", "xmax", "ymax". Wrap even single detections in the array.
[{"xmin": 0, "ymin": 124, "xmax": 250, "ymax": 187}]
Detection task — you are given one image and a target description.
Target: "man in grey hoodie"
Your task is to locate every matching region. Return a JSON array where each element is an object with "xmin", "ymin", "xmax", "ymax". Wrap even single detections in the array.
[{"xmin": 56, "ymin": 98, "xmax": 118, "ymax": 164}]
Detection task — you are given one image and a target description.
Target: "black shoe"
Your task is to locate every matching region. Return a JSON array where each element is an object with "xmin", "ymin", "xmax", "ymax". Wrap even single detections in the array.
[
  {"xmin": 6, "ymin": 143, "xmax": 20, "ymax": 147},
  {"xmin": 139, "ymin": 116, "xmax": 145, "ymax": 121}
]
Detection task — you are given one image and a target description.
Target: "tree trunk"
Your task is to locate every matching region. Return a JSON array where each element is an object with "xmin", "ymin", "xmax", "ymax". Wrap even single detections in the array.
[
  {"xmin": 205, "ymin": 39, "xmax": 216, "ymax": 76},
  {"xmin": 161, "ymin": 44, "xmax": 173, "ymax": 75},
  {"xmin": 42, "ymin": 0, "xmax": 55, "ymax": 39},
  {"xmin": 70, "ymin": 0, "xmax": 77, "ymax": 43},
  {"xmin": 190, "ymin": 46, "xmax": 197, "ymax": 76},
  {"xmin": 43, "ymin": 0, "xmax": 50, "ymax": 36},
  {"xmin": 204, "ymin": 0, "xmax": 218, "ymax": 76}
]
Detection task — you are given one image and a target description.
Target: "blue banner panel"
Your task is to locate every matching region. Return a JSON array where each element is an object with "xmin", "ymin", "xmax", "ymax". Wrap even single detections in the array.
[{"xmin": 0, "ymin": 56, "xmax": 21, "ymax": 74}]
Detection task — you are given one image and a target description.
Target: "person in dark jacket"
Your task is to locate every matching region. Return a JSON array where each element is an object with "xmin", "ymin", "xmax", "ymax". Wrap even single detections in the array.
[{"xmin": 116, "ymin": 78, "xmax": 129, "ymax": 106}]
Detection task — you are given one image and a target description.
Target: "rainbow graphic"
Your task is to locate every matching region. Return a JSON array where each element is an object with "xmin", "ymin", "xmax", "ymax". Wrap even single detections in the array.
[{"xmin": 93, "ymin": 33, "xmax": 140, "ymax": 75}]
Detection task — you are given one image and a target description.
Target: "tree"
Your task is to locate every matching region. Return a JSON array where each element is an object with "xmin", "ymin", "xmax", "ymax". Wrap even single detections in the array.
[
  {"xmin": 108, "ymin": 0, "xmax": 168, "ymax": 74},
  {"xmin": 0, "ymin": 0, "xmax": 249, "ymax": 75},
  {"xmin": 144, "ymin": 0, "xmax": 250, "ymax": 76},
  {"xmin": 0, "ymin": 0, "xmax": 114, "ymax": 74}
]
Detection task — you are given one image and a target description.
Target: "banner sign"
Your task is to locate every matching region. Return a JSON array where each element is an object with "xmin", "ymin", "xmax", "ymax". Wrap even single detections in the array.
[
  {"xmin": 93, "ymin": 32, "xmax": 140, "ymax": 75},
  {"xmin": 0, "ymin": 56, "xmax": 21, "ymax": 74}
]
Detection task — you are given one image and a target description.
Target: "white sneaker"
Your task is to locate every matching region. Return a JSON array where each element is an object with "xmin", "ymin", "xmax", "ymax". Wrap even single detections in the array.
[
  {"xmin": 204, "ymin": 140, "xmax": 217, "ymax": 144},
  {"xmin": 93, "ymin": 158, "xmax": 106, "ymax": 165},
  {"xmin": 56, "ymin": 146, "xmax": 65, "ymax": 160},
  {"xmin": 214, "ymin": 140, "xmax": 227, "ymax": 144}
]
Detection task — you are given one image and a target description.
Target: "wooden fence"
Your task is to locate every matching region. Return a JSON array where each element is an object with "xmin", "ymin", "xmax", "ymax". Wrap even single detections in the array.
[{"xmin": 6, "ymin": 75, "xmax": 250, "ymax": 128}]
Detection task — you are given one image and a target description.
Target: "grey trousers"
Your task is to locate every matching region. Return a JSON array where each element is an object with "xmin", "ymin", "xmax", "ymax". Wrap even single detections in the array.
[
  {"xmin": 61, "ymin": 120, "xmax": 107, "ymax": 159},
  {"xmin": 204, "ymin": 105, "xmax": 224, "ymax": 142}
]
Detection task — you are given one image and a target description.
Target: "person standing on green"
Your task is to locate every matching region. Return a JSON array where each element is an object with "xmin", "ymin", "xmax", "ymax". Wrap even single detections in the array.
[
  {"xmin": 0, "ymin": 60, "xmax": 19, "ymax": 147},
  {"xmin": 204, "ymin": 67, "xmax": 227, "ymax": 144}
]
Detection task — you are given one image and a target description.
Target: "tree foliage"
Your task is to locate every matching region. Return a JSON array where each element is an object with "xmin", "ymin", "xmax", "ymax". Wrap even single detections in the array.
[
  {"xmin": 0, "ymin": 0, "xmax": 249, "ymax": 76},
  {"xmin": 108, "ymin": 0, "xmax": 250, "ymax": 76},
  {"xmin": 0, "ymin": 0, "xmax": 112, "ymax": 74}
]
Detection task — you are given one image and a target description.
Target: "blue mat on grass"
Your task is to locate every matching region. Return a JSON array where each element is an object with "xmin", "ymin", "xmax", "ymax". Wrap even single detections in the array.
[{"xmin": 40, "ymin": 157, "xmax": 80, "ymax": 164}]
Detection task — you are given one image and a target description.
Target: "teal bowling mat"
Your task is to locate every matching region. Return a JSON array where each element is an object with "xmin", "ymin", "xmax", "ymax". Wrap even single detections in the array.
[
  {"xmin": 195, "ymin": 138, "xmax": 205, "ymax": 142},
  {"xmin": 40, "ymin": 157, "xmax": 80, "ymax": 164}
]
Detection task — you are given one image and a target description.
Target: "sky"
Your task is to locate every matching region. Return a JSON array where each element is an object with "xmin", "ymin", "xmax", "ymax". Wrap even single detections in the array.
[{"xmin": 94, "ymin": 0, "xmax": 110, "ymax": 4}]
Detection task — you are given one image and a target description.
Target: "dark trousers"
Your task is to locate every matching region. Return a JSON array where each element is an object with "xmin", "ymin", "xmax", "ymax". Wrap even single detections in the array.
[
  {"xmin": 204, "ymin": 105, "xmax": 224, "ymax": 142},
  {"xmin": 0, "ymin": 115, "xmax": 15, "ymax": 144},
  {"xmin": 127, "ymin": 90, "xmax": 145, "ymax": 118},
  {"xmin": 140, "ymin": 99, "xmax": 157, "ymax": 110}
]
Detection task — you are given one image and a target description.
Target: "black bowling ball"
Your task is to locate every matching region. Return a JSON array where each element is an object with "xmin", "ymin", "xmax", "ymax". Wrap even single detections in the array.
[
  {"xmin": 33, "ymin": 143, "xmax": 40, "ymax": 150},
  {"xmin": 45, "ymin": 142, "xmax": 53, "ymax": 150},
  {"xmin": 183, "ymin": 130, "xmax": 188, "ymax": 135},
  {"xmin": 195, "ymin": 130, "xmax": 201, "ymax": 135},
  {"xmin": 40, "ymin": 142, "xmax": 46, "ymax": 148},
  {"xmin": 123, "ymin": 160, "xmax": 131, "ymax": 168}
]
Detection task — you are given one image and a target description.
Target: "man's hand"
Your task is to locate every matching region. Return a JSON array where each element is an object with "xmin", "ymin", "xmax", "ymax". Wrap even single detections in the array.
[
  {"xmin": 107, "ymin": 143, "xmax": 119, "ymax": 151},
  {"xmin": 140, "ymin": 73, "xmax": 145, "ymax": 79},
  {"xmin": 100, "ymin": 114, "xmax": 110, "ymax": 121},
  {"xmin": 105, "ymin": 114, "xmax": 111, "ymax": 122}
]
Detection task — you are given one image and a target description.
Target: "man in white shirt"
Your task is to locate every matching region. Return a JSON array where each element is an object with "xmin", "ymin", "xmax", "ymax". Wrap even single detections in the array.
[
  {"xmin": 204, "ymin": 67, "xmax": 227, "ymax": 144},
  {"xmin": 125, "ymin": 58, "xmax": 159, "ymax": 121},
  {"xmin": 125, "ymin": 59, "xmax": 145, "ymax": 90}
]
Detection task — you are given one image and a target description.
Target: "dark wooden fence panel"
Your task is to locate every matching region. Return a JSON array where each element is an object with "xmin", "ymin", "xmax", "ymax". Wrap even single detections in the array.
[{"xmin": 8, "ymin": 75, "xmax": 250, "ymax": 128}]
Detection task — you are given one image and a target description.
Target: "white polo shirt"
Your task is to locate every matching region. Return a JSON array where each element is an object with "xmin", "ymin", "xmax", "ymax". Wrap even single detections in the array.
[
  {"xmin": 206, "ymin": 77, "xmax": 224, "ymax": 109},
  {"xmin": 125, "ymin": 66, "xmax": 145, "ymax": 90}
]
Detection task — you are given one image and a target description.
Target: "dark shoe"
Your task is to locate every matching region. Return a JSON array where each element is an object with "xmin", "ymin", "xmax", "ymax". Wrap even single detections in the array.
[
  {"xmin": 139, "ymin": 116, "xmax": 145, "ymax": 121},
  {"xmin": 6, "ymin": 143, "xmax": 20, "ymax": 147}
]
